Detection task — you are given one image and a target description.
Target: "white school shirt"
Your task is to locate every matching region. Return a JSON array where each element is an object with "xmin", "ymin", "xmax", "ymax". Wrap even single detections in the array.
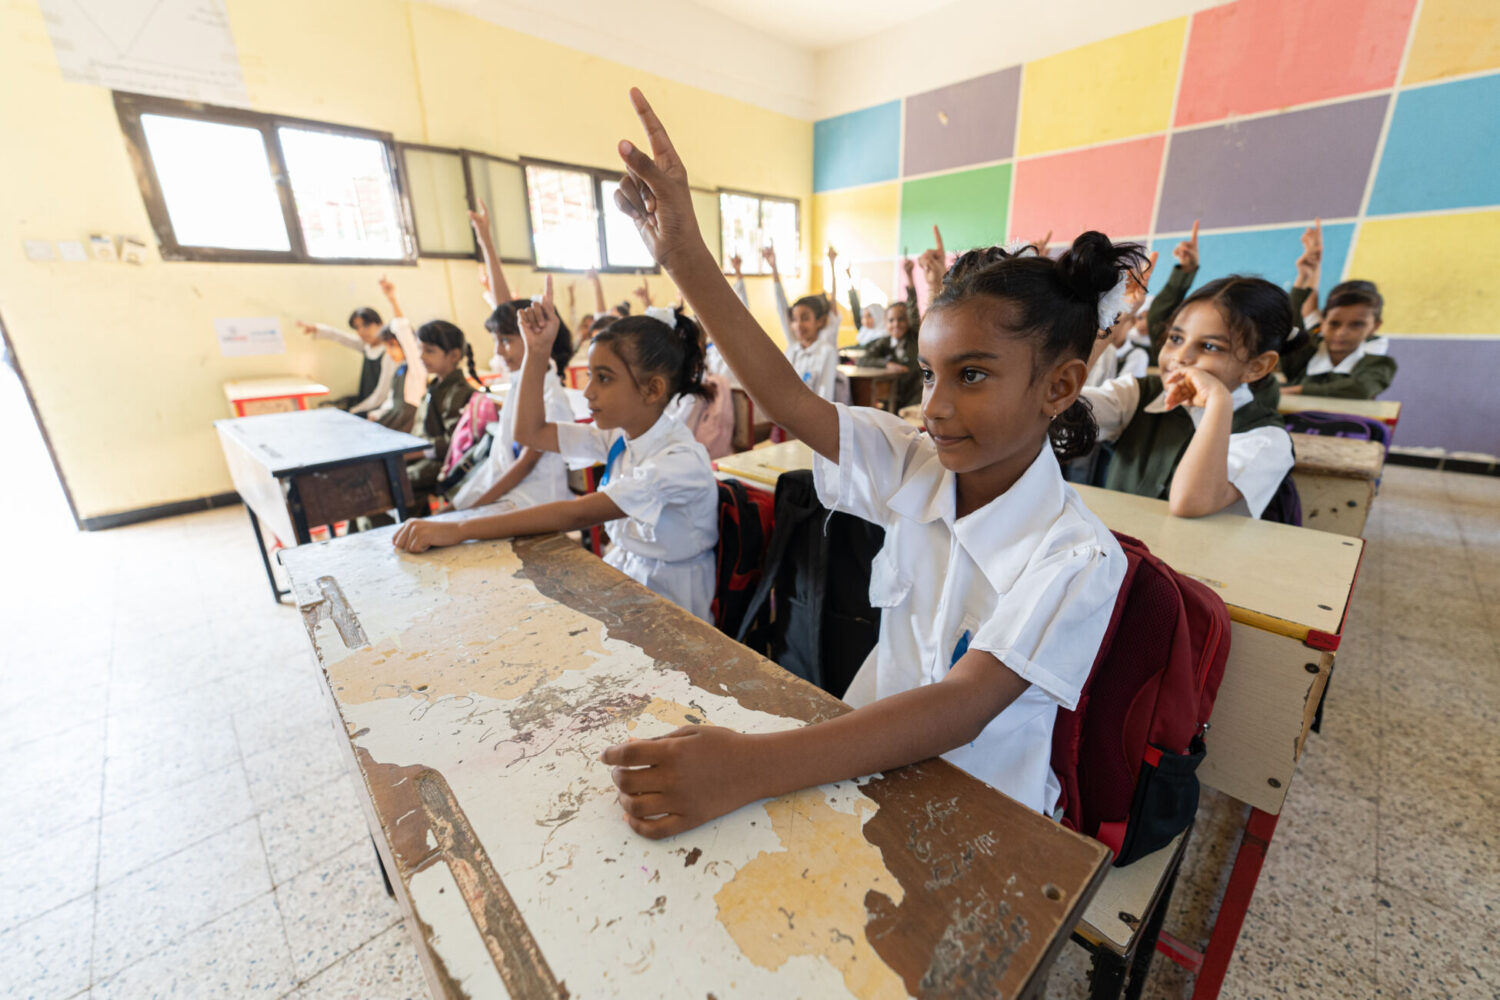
[
  {"xmin": 315, "ymin": 320, "xmax": 426, "ymax": 408},
  {"xmin": 772, "ymin": 276, "xmax": 842, "ymax": 350},
  {"xmin": 452, "ymin": 370, "xmax": 573, "ymax": 511},
  {"xmin": 555, "ymin": 413, "xmax": 720, "ymax": 621},
  {"xmin": 1085, "ymin": 344, "xmax": 1120, "ymax": 388},
  {"xmin": 815, "ymin": 405, "xmax": 1126, "ymax": 815},
  {"xmin": 1115, "ymin": 333, "xmax": 1151, "ymax": 380},
  {"xmin": 1303, "ymin": 335, "xmax": 1389, "ymax": 377},
  {"xmin": 786, "ymin": 340, "xmax": 838, "ymax": 400},
  {"xmin": 1083, "ymin": 374, "xmax": 1294, "ymax": 519}
]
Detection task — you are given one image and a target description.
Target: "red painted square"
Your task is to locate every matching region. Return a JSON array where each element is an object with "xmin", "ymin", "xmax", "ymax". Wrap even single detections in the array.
[
  {"xmin": 1176, "ymin": 0, "xmax": 1416, "ymax": 127},
  {"xmin": 1010, "ymin": 135, "xmax": 1164, "ymax": 245}
]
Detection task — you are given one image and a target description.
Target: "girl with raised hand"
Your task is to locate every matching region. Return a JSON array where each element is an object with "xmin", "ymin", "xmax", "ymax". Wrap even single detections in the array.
[
  {"xmin": 392, "ymin": 277, "xmax": 720, "ymax": 621},
  {"xmin": 597, "ymin": 88, "xmax": 1135, "ymax": 838}
]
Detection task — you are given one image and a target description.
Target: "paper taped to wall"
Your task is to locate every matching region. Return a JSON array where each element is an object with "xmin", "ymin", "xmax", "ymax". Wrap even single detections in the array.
[
  {"xmin": 39, "ymin": 0, "xmax": 249, "ymax": 107},
  {"xmin": 214, "ymin": 317, "xmax": 285, "ymax": 358}
]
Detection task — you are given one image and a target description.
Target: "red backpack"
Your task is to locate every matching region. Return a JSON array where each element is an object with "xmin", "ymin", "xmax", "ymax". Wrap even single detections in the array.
[
  {"xmin": 1052, "ymin": 532, "xmax": 1230, "ymax": 866},
  {"xmin": 711, "ymin": 479, "xmax": 775, "ymax": 639}
]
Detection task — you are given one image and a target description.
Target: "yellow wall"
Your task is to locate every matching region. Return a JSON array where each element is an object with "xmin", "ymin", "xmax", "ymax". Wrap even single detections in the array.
[{"xmin": 0, "ymin": 0, "xmax": 812, "ymax": 520}]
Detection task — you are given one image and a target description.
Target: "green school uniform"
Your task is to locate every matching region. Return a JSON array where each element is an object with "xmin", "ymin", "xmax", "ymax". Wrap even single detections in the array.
[
  {"xmin": 407, "ymin": 369, "xmax": 475, "ymax": 493},
  {"xmin": 1279, "ymin": 288, "xmax": 1396, "ymax": 399},
  {"xmin": 859, "ymin": 285, "xmax": 923, "ymax": 410},
  {"xmin": 1104, "ymin": 375, "xmax": 1285, "ymax": 502}
]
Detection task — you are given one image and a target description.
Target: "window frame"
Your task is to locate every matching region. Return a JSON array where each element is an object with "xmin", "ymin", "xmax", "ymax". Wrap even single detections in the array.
[
  {"xmin": 520, "ymin": 157, "xmax": 660, "ymax": 276},
  {"xmin": 396, "ymin": 141, "xmax": 477, "ymax": 260},
  {"xmin": 114, "ymin": 91, "xmax": 417, "ymax": 266},
  {"xmin": 461, "ymin": 150, "xmax": 535, "ymax": 266},
  {"xmin": 716, "ymin": 188, "xmax": 801, "ymax": 278}
]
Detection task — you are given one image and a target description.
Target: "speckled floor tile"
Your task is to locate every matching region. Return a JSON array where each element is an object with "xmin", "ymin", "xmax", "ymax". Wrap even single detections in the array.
[
  {"xmin": 0, "ymin": 818, "xmax": 98, "ymax": 935},
  {"xmin": 5, "ymin": 758, "xmax": 103, "ymax": 865},
  {"xmin": 1219, "ymin": 924, "xmax": 1376, "ymax": 998},
  {"xmin": 90, "ymin": 893, "xmax": 295, "ymax": 1000},
  {"xmin": 1376, "ymin": 802, "xmax": 1499, "ymax": 924},
  {"xmin": 242, "ymin": 717, "xmax": 350, "ymax": 811},
  {"xmin": 258, "ymin": 773, "xmax": 369, "ymax": 886},
  {"xmin": 290, "ymin": 922, "xmax": 427, "ymax": 1000},
  {"xmin": 0, "ymin": 687, "xmax": 110, "ymax": 753},
  {"xmin": 0, "ymin": 718, "xmax": 107, "ymax": 797},
  {"xmin": 0, "ymin": 895, "xmax": 94, "ymax": 1000},
  {"xmin": 103, "ymin": 679, "xmax": 239, "ymax": 758},
  {"xmin": 1374, "ymin": 882, "xmax": 1500, "ymax": 998},
  {"xmin": 97, "ymin": 760, "xmax": 255, "ymax": 884},
  {"xmin": 276, "ymin": 839, "xmax": 401, "ymax": 980},
  {"xmin": 231, "ymin": 682, "xmax": 334, "ymax": 757},
  {"xmin": 105, "ymin": 624, "xmax": 228, "ymax": 711},
  {"xmin": 1270, "ymin": 775, "xmax": 1379, "ymax": 879},
  {"xmin": 1252, "ymin": 838, "xmax": 1379, "ymax": 971},
  {"xmin": 92, "ymin": 819, "xmax": 271, "ymax": 979},
  {"xmin": 100, "ymin": 720, "xmax": 241, "ymax": 815}
]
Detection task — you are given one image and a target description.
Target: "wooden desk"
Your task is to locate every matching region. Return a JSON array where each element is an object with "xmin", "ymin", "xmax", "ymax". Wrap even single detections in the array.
[
  {"xmin": 223, "ymin": 376, "xmax": 329, "ymax": 417},
  {"xmin": 729, "ymin": 387, "xmax": 771, "ymax": 453},
  {"xmin": 839, "ymin": 365, "xmax": 901, "ymax": 412},
  {"xmin": 1289, "ymin": 432, "xmax": 1386, "ymax": 537},
  {"xmin": 215, "ymin": 408, "xmax": 427, "ymax": 602},
  {"xmin": 281, "ymin": 522, "xmax": 1110, "ymax": 1000},
  {"xmin": 715, "ymin": 439, "xmax": 814, "ymax": 487},
  {"xmin": 1277, "ymin": 394, "xmax": 1401, "ymax": 428}
]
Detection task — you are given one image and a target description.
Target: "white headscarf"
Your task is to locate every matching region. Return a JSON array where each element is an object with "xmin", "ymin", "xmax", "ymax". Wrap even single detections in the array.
[{"xmin": 858, "ymin": 302, "xmax": 886, "ymax": 346}]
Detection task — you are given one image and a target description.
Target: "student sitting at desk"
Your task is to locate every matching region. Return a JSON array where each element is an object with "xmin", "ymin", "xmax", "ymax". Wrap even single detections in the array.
[
  {"xmin": 406, "ymin": 321, "xmax": 478, "ymax": 510},
  {"xmin": 297, "ymin": 276, "xmax": 418, "ymax": 415},
  {"xmin": 1082, "ymin": 276, "xmax": 1295, "ymax": 519},
  {"xmin": 762, "ymin": 244, "xmax": 841, "ymax": 350},
  {"xmin": 858, "ymin": 257, "xmax": 923, "ymax": 411},
  {"xmin": 1280, "ymin": 221, "xmax": 1396, "ymax": 400},
  {"xmin": 365, "ymin": 328, "xmax": 416, "ymax": 433},
  {"xmin": 394, "ymin": 281, "xmax": 720, "ymax": 622},
  {"xmin": 594, "ymin": 89, "xmax": 1130, "ymax": 835}
]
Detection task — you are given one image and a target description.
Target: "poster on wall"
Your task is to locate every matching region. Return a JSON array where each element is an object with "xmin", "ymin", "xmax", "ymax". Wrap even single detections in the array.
[
  {"xmin": 214, "ymin": 317, "xmax": 285, "ymax": 358},
  {"xmin": 39, "ymin": 0, "xmax": 249, "ymax": 108}
]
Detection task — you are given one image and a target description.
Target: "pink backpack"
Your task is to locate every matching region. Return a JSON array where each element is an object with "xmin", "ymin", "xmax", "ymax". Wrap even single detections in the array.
[{"xmin": 440, "ymin": 391, "xmax": 500, "ymax": 479}]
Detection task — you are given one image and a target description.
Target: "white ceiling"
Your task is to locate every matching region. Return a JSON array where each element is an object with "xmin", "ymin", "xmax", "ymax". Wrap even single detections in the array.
[{"xmin": 683, "ymin": 0, "xmax": 960, "ymax": 50}]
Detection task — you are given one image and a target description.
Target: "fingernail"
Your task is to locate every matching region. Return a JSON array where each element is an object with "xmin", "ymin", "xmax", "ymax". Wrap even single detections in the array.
[{"xmin": 620, "ymin": 140, "xmax": 634, "ymax": 155}]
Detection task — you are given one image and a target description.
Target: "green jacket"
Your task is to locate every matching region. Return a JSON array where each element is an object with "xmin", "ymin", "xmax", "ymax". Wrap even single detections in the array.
[
  {"xmin": 1279, "ymin": 287, "xmax": 1396, "ymax": 399},
  {"xmin": 1104, "ymin": 375, "xmax": 1286, "ymax": 504},
  {"xmin": 408, "ymin": 369, "xmax": 474, "ymax": 489},
  {"xmin": 859, "ymin": 285, "xmax": 923, "ymax": 410},
  {"xmin": 1146, "ymin": 265, "xmax": 1198, "ymax": 365}
]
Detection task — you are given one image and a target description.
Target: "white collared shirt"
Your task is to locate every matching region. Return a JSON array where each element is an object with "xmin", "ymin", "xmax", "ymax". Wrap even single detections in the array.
[
  {"xmin": 556, "ymin": 413, "xmax": 719, "ymax": 620},
  {"xmin": 1116, "ymin": 333, "xmax": 1151, "ymax": 380},
  {"xmin": 814, "ymin": 405, "xmax": 1126, "ymax": 815},
  {"xmin": 1305, "ymin": 335, "xmax": 1388, "ymax": 376},
  {"xmin": 452, "ymin": 371, "xmax": 574, "ymax": 511},
  {"xmin": 1083, "ymin": 374, "xmax": 1294, "ymax": 519},
  {"xmin": 786, "ymin": 340, "xmax": 839, "ymax": 400}
]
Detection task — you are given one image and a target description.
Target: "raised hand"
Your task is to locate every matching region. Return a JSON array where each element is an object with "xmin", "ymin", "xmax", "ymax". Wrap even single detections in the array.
[
  {"xmin": 634, "ymin": 279, "xmax": 652, "ymax": 307},
  {"xmin": 729, "ymin": 252, "xmax": 742, "ymax": 277},
  {"xmin": 827, "ymin": 244, "xmax": 838, "ymax": 265},
  {"xmin": 1174, "ymin": 220, "xmax": 1201, "ymax": 271},
  {"xmin": 902, "ymin": 255, "xmax": 915, "ymax": 279},
  {"xmin": 760, "ymin": 244, "xmax": 778, "ymax": 273},
  {"xmin": 467, "ymin": 198, "xmax": 491, "ymax": 240},
  {"xmin": 518, "ymin": 275, "xmax": 561, "ymax": 356},
  {"xmin": 613, "ymin": 89, "xmax": 707, "ymax": 273},
  {"xmin": 377, "ymin": 274, "xmax": 395, "ymax": 300},
  {"xmin": 296, "ymin": 320, "xmax": 317, "ymax": 336},
  {"xmin": 932, "ymin": 224, "xmax": 945, "ymax": 261},
  {"xmin": 1035, "ymin": 229, "xmax": 1053, "ymax": 255},
  {"xmin": 1294, "ymin": 218, "xmax": 1323, "ymax": 288}
]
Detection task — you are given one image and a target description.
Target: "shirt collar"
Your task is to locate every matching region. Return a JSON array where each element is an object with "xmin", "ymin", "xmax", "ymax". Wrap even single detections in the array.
[
  {"xmin": 886, "ymin": 441, "xmax": 1069, "ymax": 596},
  {"xmin": 620, "ymin": 410, "xmax": 677, "ymax": 459}
]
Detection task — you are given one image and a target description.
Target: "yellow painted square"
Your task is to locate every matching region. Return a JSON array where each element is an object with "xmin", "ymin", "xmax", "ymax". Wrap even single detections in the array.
[
  {"xmin": 1403, "ymin": 0, "xmax": 1500, "ymax": 85},
  {"xmin": 812, "ymin": 182, "xmax": 901, "ymax": 273},
  {"xmin": 1348, "ymin": 211, "xmax": 1500, "ymax": 334},
  {"xmin": 1018, "ymin": 18, "xmax": 1188, "ymax": 157}
]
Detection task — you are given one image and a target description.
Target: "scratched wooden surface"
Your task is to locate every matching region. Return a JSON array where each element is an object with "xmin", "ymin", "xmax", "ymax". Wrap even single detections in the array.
[{"xmin": 281, "ymin": 520, "xmax": 1110, "ymax": 1000}]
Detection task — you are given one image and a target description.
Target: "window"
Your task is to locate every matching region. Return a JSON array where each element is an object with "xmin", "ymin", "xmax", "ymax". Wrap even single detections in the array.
[
  {"xmin": 521, "ymin": 160, "xmax": 660, "ymax": 273},
  {"xmin": 466, "ymin": 153, "xmax": 533, "ymax": 264},
  {"xmin": 400, "ymin": 144, "xmax": 476, "ymax": 258},
  {"xmin": 115, "ymin": 92, "xmax": 414, "ymax": 264},
  {"xmin": 718, "ymin": 191, "xmax": 800, "ymax": 275}
]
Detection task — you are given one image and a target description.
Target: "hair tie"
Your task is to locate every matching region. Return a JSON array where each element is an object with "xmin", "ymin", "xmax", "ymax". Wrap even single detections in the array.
[
  {"xmin": 645, "ymin": 306, "xmax": 677, "ymax": 329},
  {"xmin": 1097, "ymin": 275, "xmax": 1129, "ymax": 330}
]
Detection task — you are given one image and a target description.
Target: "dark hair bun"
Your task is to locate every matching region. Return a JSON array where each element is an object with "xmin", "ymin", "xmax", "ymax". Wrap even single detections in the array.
[{"xmin": 1057, "ymin": 230, "xmax": 1139, "ymax": 303}]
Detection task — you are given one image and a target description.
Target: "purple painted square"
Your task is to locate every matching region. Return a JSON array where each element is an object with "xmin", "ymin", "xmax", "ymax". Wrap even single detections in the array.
[
  {"xmin": 903, "ymin": 67, "xmax": 1021, "ymax": 177},
  {"xmin": 1156, "ymin": 96, "xmax": 1388, "ymax": 232}
]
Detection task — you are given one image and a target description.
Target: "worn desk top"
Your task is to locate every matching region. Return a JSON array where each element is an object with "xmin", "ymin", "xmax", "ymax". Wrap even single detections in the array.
[
  {"xmin": 839, "ymin": 364, "xmax": 900, "ymax": 379},
  {"xmin": 1277, "ymin": 394, "xmax": 1401, "ymax": 425},
  {"xmin": 214, "ymin": 408, "xmax": 428, "ymax": 478},
  {"xmin": 1289, "ymin": 433, "xmax": 1386, "ymax": 481},
  {"xmin": 281, "ymin": 522, "xmax": 1108, "ymax": 999},
  {"xmin": 714, "ymin": 442, "xmax": 1361, "ymax": 641}
]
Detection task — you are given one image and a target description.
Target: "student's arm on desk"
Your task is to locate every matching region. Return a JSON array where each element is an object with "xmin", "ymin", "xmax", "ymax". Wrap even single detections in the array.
[
  {"xmin": 393, "ymin": 491, "xmax": 623, "ymax": 552},
  {"xmin": 613, "ymin": 89, "xmax": 839, "ymax": 461},
  {"xmin": 601, "ymin": 649, "xmax": 1029, "ymax": 839}
]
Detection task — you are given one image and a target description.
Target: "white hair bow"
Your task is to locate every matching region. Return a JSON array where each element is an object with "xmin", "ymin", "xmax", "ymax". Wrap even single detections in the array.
[{"xmin": 645, "ymin": 306, "xmax": 677, "ymax": 328}]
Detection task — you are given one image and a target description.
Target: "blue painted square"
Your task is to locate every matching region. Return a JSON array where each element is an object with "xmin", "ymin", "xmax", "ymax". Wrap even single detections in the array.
[
  {"xmin": 814, "ymin": 101, "xmax": 902, "ymax": 193},
  {"xmin": 1368, "ymin": 76, "xmax": 1500, "ymax": 216},
  {"xmin": 1147, "ymin": 223, "xmax": 1356, "ymax": 299}
]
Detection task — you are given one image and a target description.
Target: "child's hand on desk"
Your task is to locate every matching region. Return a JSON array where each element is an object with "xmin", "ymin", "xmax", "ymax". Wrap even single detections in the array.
[
  {"xmin": 392, "ymin": 518, "xmax": 462, "ymax": 553},
  {"xmin": 1162, "ymin": 366, "xmax": 1228, "ymax": 410},
  {"xmin": 601, "ymin": 726, "xmax": 760, "ymax": 838}
]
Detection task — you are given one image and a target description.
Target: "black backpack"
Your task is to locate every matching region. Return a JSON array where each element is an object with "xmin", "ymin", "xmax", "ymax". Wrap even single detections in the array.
[
  {"xmin": 711, "ymin": 479, "xmax": 775, "ymax": 640},
  {"xmin": 735, "ymin": 471, "xmax": 884, "ymax": 699}
]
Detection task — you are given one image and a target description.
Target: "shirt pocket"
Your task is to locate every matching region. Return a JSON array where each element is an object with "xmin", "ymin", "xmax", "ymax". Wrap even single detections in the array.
[{"xmin": 867, "ymin": 542, "xmax": 912, "ymax": 609}]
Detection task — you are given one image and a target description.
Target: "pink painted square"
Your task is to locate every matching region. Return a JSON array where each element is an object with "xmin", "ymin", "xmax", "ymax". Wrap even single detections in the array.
[
  {"xmin": 1175, "ymin": 0, "xmax": 1416, "ymax": 127},
  {"xmin": 1010, "ymin": 136, "xmax": 1164, "ymax": 245}
]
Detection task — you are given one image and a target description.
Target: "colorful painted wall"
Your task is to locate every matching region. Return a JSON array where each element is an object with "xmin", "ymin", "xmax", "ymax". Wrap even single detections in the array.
[
  {"xmin": 0, "ymin": 0, "xmax": 813, "ymax": 522},
  {"xmin": 812, "ymin": 0, "xmax": 1500, "ymax": 456}
]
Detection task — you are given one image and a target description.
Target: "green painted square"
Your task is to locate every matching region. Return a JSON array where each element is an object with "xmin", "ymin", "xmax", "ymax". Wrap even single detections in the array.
[{"xmin": 898, "ymin": 164, "xmax": 1012, "ymax": 256}]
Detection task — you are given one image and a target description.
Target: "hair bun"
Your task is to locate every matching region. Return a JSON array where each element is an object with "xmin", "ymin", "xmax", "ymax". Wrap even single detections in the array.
[{"xmin": 1056, "ymin": 231, "xmax": 1129, "ymax": 302}]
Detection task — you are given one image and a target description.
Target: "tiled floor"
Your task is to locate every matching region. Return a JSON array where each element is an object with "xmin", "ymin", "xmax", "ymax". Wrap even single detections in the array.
[{"xmin": 3, "ymin": 357, "xmax": 1498, "ymax": 997}]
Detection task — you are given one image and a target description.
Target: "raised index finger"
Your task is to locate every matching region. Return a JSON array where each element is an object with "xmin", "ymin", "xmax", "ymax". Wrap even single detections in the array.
[
  {"xmin": 629, "ymin": 88, "xmax": 677, "ymax": 163},
  {"xmin": 932, "ymin": 224, "xmax": 945, "ymax": 255},
  {"xmin": 1189, "ymin": 219, "xmax": 1200, "ymax": 245}
]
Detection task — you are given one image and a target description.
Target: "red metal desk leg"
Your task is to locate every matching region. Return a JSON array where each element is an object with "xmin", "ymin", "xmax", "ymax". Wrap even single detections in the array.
[{"xmin": 1190, "ymin": 807, "xmax": 1279, "ymax": 999}]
